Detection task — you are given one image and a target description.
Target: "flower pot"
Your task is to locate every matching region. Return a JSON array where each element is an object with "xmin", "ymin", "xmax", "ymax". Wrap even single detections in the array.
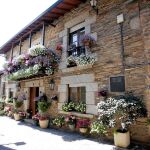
[
  {"xmin": 69, "ymin": 124, "xmax": 75, "ymax": 130},
  {"xmin": 14, "ymin": 113, "xmax": 21, "ymax": 121},
  {"xmin": 83, "ymin": 41, "xmax": 90, "ymax": 47},
  {"xmin": 114, "ymin": 131, "xmax": 130, "ymax": 148},
  {"xmin": 7, "ymin": 111, "xmax": 13, "ymax": 117},
  {"xmin": 79, "ymin": 128, "xmax": 88, "ymax": 133},
  {"xmin": 33, "ymin": 120, "xmax": 39, "ymax": 126},
  {"xmin": 39, "ymin": 119, "xmax": 49, "ymax": 129}
]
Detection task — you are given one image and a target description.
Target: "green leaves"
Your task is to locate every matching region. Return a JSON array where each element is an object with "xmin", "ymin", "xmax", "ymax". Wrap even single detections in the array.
[
  {"xmin": 38, "ymin": 101, "xmax": 51, "ymax": 113},
  {"xmin": 90, "ymin": 121, "xmax": 107, "ymax": 135}
]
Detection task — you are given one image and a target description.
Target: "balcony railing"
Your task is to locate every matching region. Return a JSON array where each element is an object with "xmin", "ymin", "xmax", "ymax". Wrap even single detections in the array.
[{"xmin": 68, "ymin": 45, "xmax": 85, "ymax": 57}]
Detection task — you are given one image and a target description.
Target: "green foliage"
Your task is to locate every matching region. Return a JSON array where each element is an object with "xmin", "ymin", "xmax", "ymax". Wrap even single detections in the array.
[
  {"xmin": 75, "ymin": 102, "xmax": 86, "ymax": 113},
  {"xmin": 7, "ymin": 98, "xmax": 13, "ymax": 103},
  {"xmin": 0, "ymin": 102, "xmax": 5, "ymax": 111},
  {"xmin": 0, "ymin": 110, "xmax": 5, "ymax": 116},
  {"xmin": 114, "ymin": 91, "xmax": 147, "ymax": 117},
  {"xmin": 38, "ymin": 101, "xmax": 51, "ymax": 113},
  {"xmin": 62, "ymin": 102, "xmax": 76, "ymax": 112},
  {"xmin": 90, "ymin": 121, "xmax": 107, "ymax": 135},
  {"xmin": 62, "ymin": 101, "xmax": 86, "ymax": 113},
  {"xmin": 147, "ymin": 119, "xmax": 150, "ymax": 125},
  {"xmin": 97, "ymin": 92, "xmax": 147, "ymax": 130},
  {"xmin": 14, "ymin": 100, "xmax": 23, "ymax": 108},
  {"xmin": 52, "ymin": 116, "xmax": 65, "ymax": 127}
]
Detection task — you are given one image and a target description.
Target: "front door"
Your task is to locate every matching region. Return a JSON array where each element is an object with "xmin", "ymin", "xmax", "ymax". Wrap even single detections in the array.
[{"xmin": 29, "ymin": 87, "xmax": 39, "ymax": 116}]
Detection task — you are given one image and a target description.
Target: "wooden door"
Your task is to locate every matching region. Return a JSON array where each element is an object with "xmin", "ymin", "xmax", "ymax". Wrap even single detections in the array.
[
  {"xmin": 29, "ymin": 87, "xmax": 36, "ymax": 116},
  {"xmin": 29, "ymin": 87, "xmax": 39, "ymax": 116}
]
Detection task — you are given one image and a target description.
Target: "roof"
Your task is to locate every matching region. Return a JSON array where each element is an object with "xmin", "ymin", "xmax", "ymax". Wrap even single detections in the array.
[{"xmin": 0, "ymin": 0, "xmax": 86, "ymax": 54}]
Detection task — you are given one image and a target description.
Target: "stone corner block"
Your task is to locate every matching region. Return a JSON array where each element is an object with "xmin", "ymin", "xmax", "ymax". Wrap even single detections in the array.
[
  {"xmin": 58, "ymin": 85, "xmax": 68, "ymax": 92},
  {"xmin": 58, "ymin": 102, "xmax": 65, "ymax": 111},
  {"xmin": 86, "ymin": 105, "xmax": 97, "ymax": 115}
]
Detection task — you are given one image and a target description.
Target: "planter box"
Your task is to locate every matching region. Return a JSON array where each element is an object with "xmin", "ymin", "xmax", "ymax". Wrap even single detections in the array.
[{"xmin": 114, "ymin": 131, "xmax": 130, "ymax": 148}]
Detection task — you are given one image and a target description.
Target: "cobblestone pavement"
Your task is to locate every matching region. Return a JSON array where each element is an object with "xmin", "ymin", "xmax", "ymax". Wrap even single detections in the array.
[{"xmin": 0, "ymin": 117, "xmax": 148, "ymax": 150}]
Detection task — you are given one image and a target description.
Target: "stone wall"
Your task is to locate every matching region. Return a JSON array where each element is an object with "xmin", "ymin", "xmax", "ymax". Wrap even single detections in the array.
[
  {"xmin": 12, "ymin": 45, "xmax": 20, "ymax": 58},
  {"xmin": 31, "ymin": 30, "xmax": 42, "ymax": 46},
  {"xmin": 21, "ymin": 38, "xmax": 30, "ymax": 54}
]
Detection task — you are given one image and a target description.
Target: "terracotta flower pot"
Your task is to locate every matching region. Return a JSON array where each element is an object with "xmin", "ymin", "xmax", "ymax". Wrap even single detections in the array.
[
  {"xmin": 39, "ymin": 119, "xmax": 49, "ymax": 129},
  {"xmin": 14, "ymin": 113, "xmax": 21, "ymax": 121},
  {"xmin": 79, "ymin": 128, "xmax": 88, "ymax": 133},
  {"xmin": 114, "ymin": 131, "xmax": 130, "ymax": 148}
]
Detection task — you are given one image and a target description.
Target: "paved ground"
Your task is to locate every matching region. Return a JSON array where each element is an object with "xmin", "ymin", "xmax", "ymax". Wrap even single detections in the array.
[{"xmin": 0, "ymin": 117, "xmax": 148, "ymax": 150}]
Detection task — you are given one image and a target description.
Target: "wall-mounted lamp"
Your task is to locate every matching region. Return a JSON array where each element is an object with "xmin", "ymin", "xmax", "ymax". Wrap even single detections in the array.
[
  {"xmin": 90, "ymin": 0, "xmax": 98, "ymax": 14},
  {"xmin": 49, "ymin": 79, "xmax": 55, "ymax": 90}
]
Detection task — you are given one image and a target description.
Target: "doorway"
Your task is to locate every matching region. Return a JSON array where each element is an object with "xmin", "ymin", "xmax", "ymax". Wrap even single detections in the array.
[{"xmin": 29, "ymin": 87, "xmax": 39, "ymax": 116}]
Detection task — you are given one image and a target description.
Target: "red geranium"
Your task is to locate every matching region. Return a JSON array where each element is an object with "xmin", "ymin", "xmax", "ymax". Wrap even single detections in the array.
[{"xmin": 77, "ymin": 119, "xmax": 90, "ymax": 128}]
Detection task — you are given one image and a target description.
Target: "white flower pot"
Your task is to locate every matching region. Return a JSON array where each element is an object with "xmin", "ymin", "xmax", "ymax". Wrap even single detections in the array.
[
  {"xmin": 114, "ymin": 131, "xmax": 130, "ymax": 148},
  {"xmin": 79, "ymin": 128, "xmax": 88, "ymax": 133},
  {"xmin": 39, "ymin": 120, "xmax": 49, "ymax": 129},
  {"xmin": 7, "ymin": 111, "xmax": 13, "ymax": 117},
  {"xmin": 14, "ymin": 113, "xmax": 21, "ymax": 121}
]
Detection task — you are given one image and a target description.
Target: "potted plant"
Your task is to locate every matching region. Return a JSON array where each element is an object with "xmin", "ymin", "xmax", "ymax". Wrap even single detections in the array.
[
  {"xmin": 81, "ymin": 34, "xmax": 96, "ymax": 47},
  {"xmin": 97, "ymin": 92, "xmax": 147, "ymax": 148},
  {"xmin": 77, "ymin": 118, "xmax": 90, "ymax": 133},
  {"xmin": 18, "ymin": 111, "xmax": 26, "ymax": 120},
  {"xmin": 65, "ymin": 114, "xmax": 76, "ymax": 130},
  {"xmin": 32, "ymin": 113, "xmax": 40, "ymax": 126},
  {"xmin": 62, "ymin": 102, "xmax": 76, "ymax": 112},
  {"xmin": 13, "ymin": 99, "xmax": 23, "ymax": 121},
  {"xmin": 38, "ymin": 115, "xmax": 49, "ymax": 128},
  {"xmin": 52, "ymin": 116, "xmax": 65, "ymax": 128},
  {"xmin": 37, "ymin": 100, "xmax": 51, "ymax": 128},
  {"xmin": 75, "ymin": 102, "xmax": 86, "ymax": 113},
  {"xmin": 55, "ymin": 44, "xmax": 63, "ymax": 55},
  {"xmin": 90, "ymin": 121, "xmax": 107, "ymax": 136}
]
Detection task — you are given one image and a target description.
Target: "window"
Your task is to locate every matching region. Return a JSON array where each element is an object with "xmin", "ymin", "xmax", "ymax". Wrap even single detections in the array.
[
  {"xmin": 68, "ymin": 28, "xmax": 85, "ymax": 57},
  {"xmin": 69, "ymin": 87, "xmax": 86, "ymax": 103},
  {"xmin": 110, "ymin": 76, "xmax": 125, "ymax": 92}
]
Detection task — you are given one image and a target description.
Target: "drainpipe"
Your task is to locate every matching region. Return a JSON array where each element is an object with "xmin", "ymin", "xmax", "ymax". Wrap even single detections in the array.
[{"xmin": 117, "ymin": 14, "xmax": 125, "ymax": 74}]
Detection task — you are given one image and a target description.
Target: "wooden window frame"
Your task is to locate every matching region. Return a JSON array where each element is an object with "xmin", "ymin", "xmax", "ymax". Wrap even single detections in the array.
[{"xmin": 68, "ymin": 86, "xmax": 86, "ymax": 103}]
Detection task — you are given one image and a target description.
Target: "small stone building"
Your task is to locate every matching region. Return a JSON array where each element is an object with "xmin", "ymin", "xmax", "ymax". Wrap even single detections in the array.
[{"xmin": 0, "ymin": 0, "xmax": 149, "ymax": 143}]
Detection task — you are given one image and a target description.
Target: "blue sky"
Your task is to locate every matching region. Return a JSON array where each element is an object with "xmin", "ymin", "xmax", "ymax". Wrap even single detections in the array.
[{"xmin": 0, "ymin": 0, "xmax": 57, "ymax": 70}]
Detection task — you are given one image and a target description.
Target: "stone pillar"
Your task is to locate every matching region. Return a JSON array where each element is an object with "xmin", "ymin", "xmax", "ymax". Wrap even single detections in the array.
[
  {"xmin": 59, "ymin": 28, "xmax": 69, "ymax": 70},
  {"xmin": 58, "ymin": 84, "xmax": 68, "ymax": 111}
]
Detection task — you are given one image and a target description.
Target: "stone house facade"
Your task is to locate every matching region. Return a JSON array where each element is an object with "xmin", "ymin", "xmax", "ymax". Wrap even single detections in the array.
[{"xmin": 0, "ymin": 0, "xmax": 150, "ymax": 143}]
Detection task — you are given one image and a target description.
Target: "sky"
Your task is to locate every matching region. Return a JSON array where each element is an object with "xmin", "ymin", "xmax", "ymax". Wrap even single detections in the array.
[{"xmin": 0, "ymin": 0, "xmax": 58, "ymax": 70}]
